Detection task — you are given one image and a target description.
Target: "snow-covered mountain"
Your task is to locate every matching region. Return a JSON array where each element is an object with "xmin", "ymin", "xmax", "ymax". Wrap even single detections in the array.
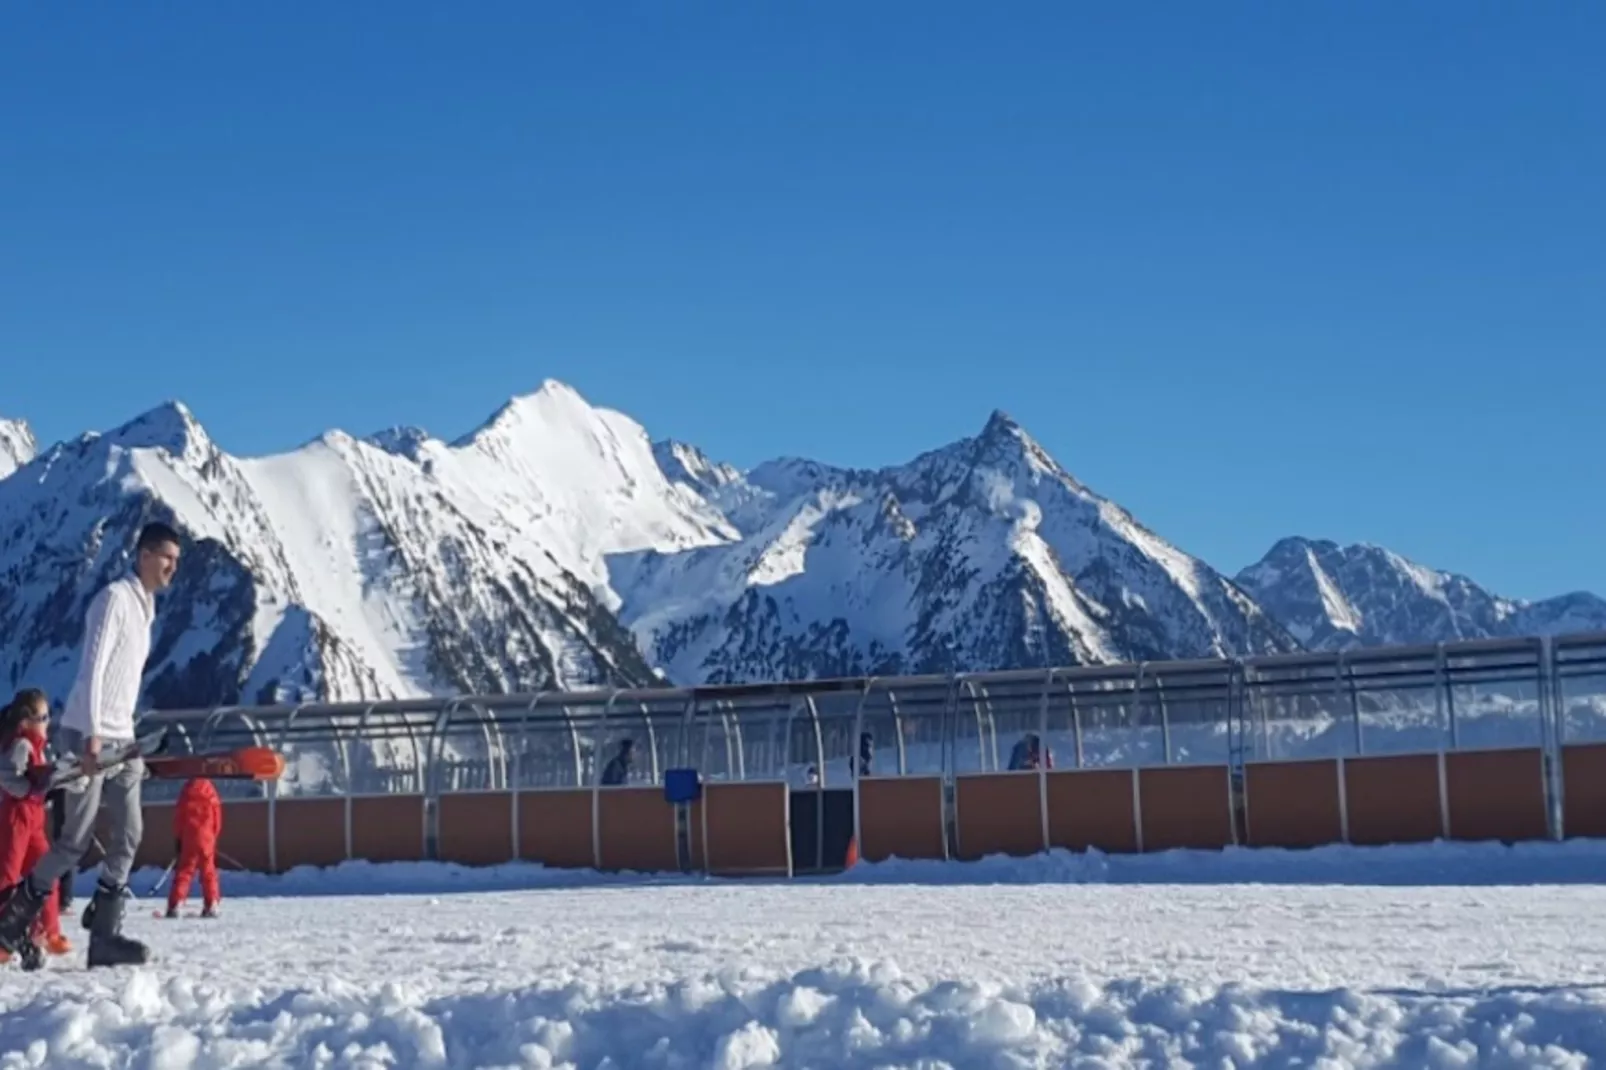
[
  {"xmin": 1235, "ymin": 537, "xmax": 1606, "ymax": 650},
  {"xmin": 616, "ymin": 411, "xmax": 1300, "ymax": 683},
  {"xmin": 0, "ymin": 418, "xmax": 35, "ymax": 480},
  {"xmin": 4, "ymin": 381, "xmax": 1598, "ymax": 720},
  {"xmin": 0, "ymin": 385, "xmax": 709, "ymax": 711}
]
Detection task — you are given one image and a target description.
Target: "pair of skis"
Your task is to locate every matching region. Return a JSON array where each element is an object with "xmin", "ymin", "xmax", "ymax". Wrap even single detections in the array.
[{"xmin": 44, "ymin": 727, "xmax": 285, "ymax": 791}]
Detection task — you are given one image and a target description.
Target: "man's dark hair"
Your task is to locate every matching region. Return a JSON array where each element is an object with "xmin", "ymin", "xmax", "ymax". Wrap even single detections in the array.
[{"xmin": 137, "ymin": 522, "xmax": 181, "ymax": 553}]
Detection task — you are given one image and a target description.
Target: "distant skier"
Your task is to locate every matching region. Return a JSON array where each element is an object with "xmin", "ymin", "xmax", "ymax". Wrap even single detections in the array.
[
  {"xmin": 601, "ymin": 739, "xmax": 635, "ymax": 785},
  {"xmin": 166, "ymin": 776, "xmax": 222, "ymax": 918},
  {"xmin": 1007, "ymin": 733, "xmax": 1054, "ymax": 771},
  {"xmin": 850, "ymin": 731, "xmax": 874, "ymax": 777},
  {"xmin": 0, "ymin": 689, "xmax": 71, "ymax": 963}
]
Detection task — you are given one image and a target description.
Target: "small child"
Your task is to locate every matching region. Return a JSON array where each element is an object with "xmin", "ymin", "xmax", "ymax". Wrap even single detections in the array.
[
  {"xmin": 167, "ymin": 776, "xmax": 222, "ymax": 919},
  {"xmin": 0, "ymin": 689, "xmax": 69, "ymax": 961}
]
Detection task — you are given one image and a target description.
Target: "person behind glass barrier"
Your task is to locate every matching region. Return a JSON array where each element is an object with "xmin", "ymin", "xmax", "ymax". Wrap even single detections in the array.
[
  {"xmin": 1008, "ymin": 732, "xmax": 1054, "ymax": 771},
  {"xmin": 850, "ymin": 731, "xmax": 874, "ymax": 777},
  {"xmin": 601, "ymin": 738, "xmax": 635, "ymax": 785}
]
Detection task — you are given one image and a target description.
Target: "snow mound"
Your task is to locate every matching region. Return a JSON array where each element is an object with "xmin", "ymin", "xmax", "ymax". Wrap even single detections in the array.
[{"xmin": 3, "ymin": 962, "xmax": 1602, "ymax": 1067}]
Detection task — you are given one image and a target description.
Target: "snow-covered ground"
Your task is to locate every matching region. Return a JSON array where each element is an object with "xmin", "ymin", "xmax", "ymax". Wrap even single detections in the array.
[{"xmin": 6, "ymin": 842, "xmax": 1606, "ymax": 1067}]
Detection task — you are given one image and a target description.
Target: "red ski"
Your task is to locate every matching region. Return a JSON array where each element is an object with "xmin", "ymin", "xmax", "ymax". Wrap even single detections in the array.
[{"xmin": 145, "ymin": 746, "xmax": 285, "ymax": 781}]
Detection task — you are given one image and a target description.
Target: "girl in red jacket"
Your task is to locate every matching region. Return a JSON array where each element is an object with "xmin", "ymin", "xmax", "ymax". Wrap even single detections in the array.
[
  {"xmin": 167, "ymin": 776, "xmax": 222, "ymax": 918},
  {"xmin": 0, "ymin": 689, "xmax": 69, "ymax": 960}
]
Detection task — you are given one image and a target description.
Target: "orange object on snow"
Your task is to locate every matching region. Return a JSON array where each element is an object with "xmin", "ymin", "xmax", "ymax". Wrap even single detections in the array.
[{"xmin": 168, "ymin": 777, "xmax": 223, "ymax": 915}]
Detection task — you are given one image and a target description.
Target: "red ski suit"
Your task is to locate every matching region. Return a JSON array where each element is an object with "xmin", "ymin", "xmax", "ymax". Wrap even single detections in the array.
[
  {"xmin": 168, "ymin": 777, "xmax": 222, "ymax": 911},
  {"xmin": 0, "ymin": 731, "xmax": 62, "ymax": 944}
]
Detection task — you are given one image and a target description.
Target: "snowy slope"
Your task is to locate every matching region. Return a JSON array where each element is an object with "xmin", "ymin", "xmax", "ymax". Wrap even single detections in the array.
[
  {"xmin": 0, "ymin": 417, "xmax": 35, "ymax": 480},
  {"xmin": 361, "ymin": 382, "xmax": 739, "ymax": 616},
  {"xmin": 7, "ymin": 844, "xmax": 1606, "ymax": 1065},
  {"xmin": 0, "ymin": 399, "xmax": 660, "ymax": 715},
  {"xmin": 624, "ymin": 411, "xmax": 1299, "ymax": 683},
  {"xmin": 1237, "ymin": 536, "xmax": 1606, "ymax": 650}
]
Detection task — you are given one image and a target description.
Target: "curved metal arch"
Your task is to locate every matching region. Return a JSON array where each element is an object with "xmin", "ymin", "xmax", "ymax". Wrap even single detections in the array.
[
  {"xmin": 448, "ymin": 698, "xmax": 508, "ymax": 792},
  {"xmin": 638, "ymin": 701, "xmax": 662, "ymax": 784},
  {"xmin": 588, "ymin": 689, "xmax": 624, "ymax": 788},
  {"xmin": 588, "ymin": 689, "xmax": 624, "ymax": 870},
  {"xmin": 357, "ymin": 702, "xmax": 422, "ymax": 794},
  {"xmin": 849, "ymin": 676, "xmax": 880, "ymax": 781},
  {"xmin": 278, "ymin": 702, "xmax": 355, "ymax": 797},
  {"xmin": 1133, "ymin": 661, "xmax": 1149, "ymax": 769},
  {"xmin": 938, "ymin": 672, "xmax": 967, "ymax": 779},
  {"xmin": 803, "ymin": 695, "xmax": 826, "ymax": 787},
  {"xmin": 779, "ymin": 697, "xmax": 801, "ymax": 784},
  {"xmin": 557, "ymin": 701, "xmax": 584, "ymax": 788},
  {"xmin": 426, "ymin": 698, "xmax": 470, "ymax": 798},
  {"xmin": 275, "ymin": 704, "xmax": 310, "ymax": 795},
  {"xmin": 958, "ymin": 676, "xmax": 990, "ymax": 772},
  {"xmin": 480, "ymin": 698, "xmax": 509, "ymax": 790},
  {"xmin": 196, "ymin": 704, "xmax": 269, "ymax": 754}
]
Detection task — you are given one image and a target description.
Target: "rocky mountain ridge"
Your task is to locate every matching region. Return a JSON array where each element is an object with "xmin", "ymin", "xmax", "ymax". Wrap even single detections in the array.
[{"xmin": 1, "ymin": 383, "xmax": 1599, "ymax": 713}]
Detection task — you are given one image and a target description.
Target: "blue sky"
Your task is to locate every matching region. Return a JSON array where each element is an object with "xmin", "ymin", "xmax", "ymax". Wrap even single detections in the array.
[{"xmin": 2, "ymin": 3, "xmax": 1602, "ymax": 600}]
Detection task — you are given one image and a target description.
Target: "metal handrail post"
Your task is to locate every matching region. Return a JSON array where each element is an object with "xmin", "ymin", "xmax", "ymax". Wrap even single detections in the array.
[{"xmin": 850, "ymin": 677, "xmax": 876, "ymax": 862}]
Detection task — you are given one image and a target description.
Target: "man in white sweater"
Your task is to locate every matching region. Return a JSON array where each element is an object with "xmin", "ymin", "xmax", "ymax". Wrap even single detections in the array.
[{"xmin": 0, "ymin": 521, "xmax": 180, "ymax": 967}]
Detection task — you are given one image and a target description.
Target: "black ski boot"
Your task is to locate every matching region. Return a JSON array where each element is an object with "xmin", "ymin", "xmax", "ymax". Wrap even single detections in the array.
[
  {"xmin": 0, "ymin": 880, "xmax": 47, "ymax": 956},
  {"xmin": 83, "ymin": 881, "xmax": 149, "ymax": 968}
]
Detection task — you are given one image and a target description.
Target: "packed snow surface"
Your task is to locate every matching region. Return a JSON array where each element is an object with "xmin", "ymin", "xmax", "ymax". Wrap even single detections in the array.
[{"xmin": 7, "ymin": 842, "xmax": 1606, "ymax": 1067}]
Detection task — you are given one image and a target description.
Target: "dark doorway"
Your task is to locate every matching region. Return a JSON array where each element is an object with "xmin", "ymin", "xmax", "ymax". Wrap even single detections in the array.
[{"xmin": 789, "ymin": 788, "xmax": 856, "ymax": 874}]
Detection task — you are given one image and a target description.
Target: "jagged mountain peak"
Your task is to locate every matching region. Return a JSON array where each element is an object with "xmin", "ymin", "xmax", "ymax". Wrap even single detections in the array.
[
  {"xmin": 979, "ymin": 407, "xmax": 1023, "ymax": 441},
  {"xmin": 1236, "ymin": 536, "xmax": 1606, "ymax": 650},
  {"xmin": 103, "ymin": 399, "xmax": 209, "ymax": 457},
  {"xmin": 0, "ymin": 386, "xmax": 673, "ymax": 711},
  {"xmin": 620, "ymin": 404, "xmax": 1298, "ymax": 683},
  {"xmin": 746, "ymin": 456, "xmax": 859, "ymax": 497},
  {"xmin": 454, "ymin": 378, "xmax": 593, "ymax": 448},
  {"xmin": 653, "ymin": 439, "xmax": 742, "ymax": 491},
  {"xmin": 365, "ymin": 425, "xmax": 435, "ymax": 461},
  {"xmin": 0, "ymin": 418, "xmax": 36, "ymax": 480}
]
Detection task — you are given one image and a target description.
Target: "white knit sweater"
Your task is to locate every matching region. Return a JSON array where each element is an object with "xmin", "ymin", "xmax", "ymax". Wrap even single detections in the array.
[{"xmin": 60, "ymin": 575, "xmax": 154, "ymax": 741}]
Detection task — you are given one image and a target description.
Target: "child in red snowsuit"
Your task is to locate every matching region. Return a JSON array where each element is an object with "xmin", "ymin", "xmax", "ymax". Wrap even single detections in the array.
[
  {"xmin": 0, "ymin": 689, "xmax": 69, "ymax": 960},
  {"xmin": 167, "ymin": 777, "xmax": 222, "ymax": 918}
]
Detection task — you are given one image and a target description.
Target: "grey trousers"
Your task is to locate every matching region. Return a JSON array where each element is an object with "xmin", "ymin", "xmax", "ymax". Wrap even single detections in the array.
[{"xmin": 31, "ymin": 728, "xmax": 144, "ymax": 891}]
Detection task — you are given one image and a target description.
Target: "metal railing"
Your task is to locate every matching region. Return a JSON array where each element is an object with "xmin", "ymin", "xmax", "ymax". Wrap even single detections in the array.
[{"xmin": 130, "ymin": 630, "xmax": 1606, "ymax": 807}]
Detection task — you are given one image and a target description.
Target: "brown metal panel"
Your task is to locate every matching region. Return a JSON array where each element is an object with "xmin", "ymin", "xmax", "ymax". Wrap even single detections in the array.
[
  {"xmin": 597, "ymin": 787, "xmax": 678, "ymax": 873},
  {"xmin": 518, "ymin": 790, "xmax": 596, "ymax": 869},
  {"xmin": 437, "ymin": 792, "xmax": 516, "ymax": 866},
  {"xmin": 1444, "ymin": 747, "xmax": 1547, "ymax": 843},
  {"xmin": 1139, "ymin": 765, "xmax": 1235, "ymax": 851},
  {"xmin": 1243, "ymin": 760, "xmax": 1343, "ymax": 849},
  {"xmin": 273, "ymin": 798, "xmax": 348, "ymax": 870},
  {"xmin": 218, "ymin": 800, "xmax": 273, "ymax": 872},
  {"xmin": 1343, "ymin": 754, "xmax": 1443, "ymax": 845},
  {"xmin": 857, "ymin": 776, "xmax": 945, "ymax": 862},
  {"xmin": 954, "ymin": 773, "xmax": 1044, "ymax": 861},
  {"xmin": 688, "ymin": 797, "xmax": 706, "ymax": 871},
  {"xmin": 703, "ymin": 782, "xmax": 790, "ymax": 876},
  {"xmin": 1564, "ymin": 743, "xmax": 1606, "ymax": 839},
  {"xmin": 1046, "ymin": 769, "xmax": 1138, "ymax": 853},
  {"xmin": 134, "ymin": 804, "xmax": 176, "ymax": 870},
  {"xmin": 351, "ymin": 796, "xmax": 425, "ymax": 863}
]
